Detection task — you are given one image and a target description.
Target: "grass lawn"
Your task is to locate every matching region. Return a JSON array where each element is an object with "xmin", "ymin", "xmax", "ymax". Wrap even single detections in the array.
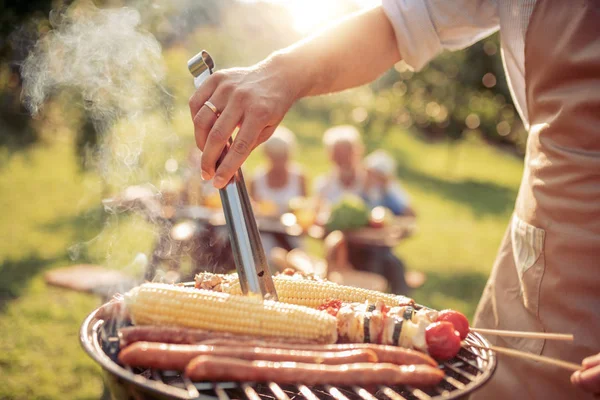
[{"xmin": 0, "ymin": 117, "xmax": 523, "ymax": 399}]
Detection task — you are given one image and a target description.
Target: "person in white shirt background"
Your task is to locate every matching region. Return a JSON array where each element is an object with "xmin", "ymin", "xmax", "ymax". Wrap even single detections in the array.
[
  {"xmin": 250, "ymin": 126, "xmax": 307, "ymax": 270},
  {"xmin": 313, "ymin": 125, "xmax": 365, "ymax": 206},
  {"xmin": 190, "ymin": 1, "xmax": 600, "ymax": 397},
  {"xmin": 250, "ymin": 126, "xmax": 307, "ymax": 214}
]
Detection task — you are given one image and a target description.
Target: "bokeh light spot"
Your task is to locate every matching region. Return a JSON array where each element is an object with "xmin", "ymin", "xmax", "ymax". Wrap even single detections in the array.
[
  {"xmin": 497, "ymin": 121, "xmax": 511, "ymax": 136},
  {"xmin": 393, "ymin": 81, "xmax": 407, "ymax": 96},
  {"xmin": 426, "ymin": 102, "xmax": 441, "ymax": 118},
  {"xmin": 465, "ymin": 113, "xmax": 481, "ymax": 129},
  {"xmin": 351, "ymin": 107, "xmax": 368, "ymax": 123},
  {"xmin": 165, "ymin": 158, "xmax": 178, "ymax": 173},
  {"xmin": 483, "ymin": 41, "xmax": 498, "ymax": 56},
  {"xmin": 482, "ymin": 73, "xmax": 497, "ymax": 88}
]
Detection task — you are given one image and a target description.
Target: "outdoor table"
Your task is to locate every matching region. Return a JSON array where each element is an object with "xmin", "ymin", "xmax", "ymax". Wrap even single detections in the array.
[
  {"xmin": 102, "ymin": 187, "xmax": 417, "ymax": 285},
  {"xmin": 102, "ymin": 186, "xmax": 417, "ymax": 249},
  {"xmin": 175, "ymin": 204, "xmax": 416, "ymax": 247}
]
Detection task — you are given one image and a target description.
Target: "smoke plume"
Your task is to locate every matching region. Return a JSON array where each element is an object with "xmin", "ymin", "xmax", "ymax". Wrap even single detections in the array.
[
  {"xmin": 21, "ymin": 0, "xmax": 173, "ymax": 186},
  {"xmin": 22, "ymin": 0, "xmax": 166, "ymax": 118}
]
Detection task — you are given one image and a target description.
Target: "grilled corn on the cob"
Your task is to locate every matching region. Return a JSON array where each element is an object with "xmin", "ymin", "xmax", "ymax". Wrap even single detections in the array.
[
  {"xmin": 195, "ymin": 273, "xmax": 414, "ymax": 308},
  {"xmin": 124, "ymin": 283, "xmax": 338, "ymax": 343}
]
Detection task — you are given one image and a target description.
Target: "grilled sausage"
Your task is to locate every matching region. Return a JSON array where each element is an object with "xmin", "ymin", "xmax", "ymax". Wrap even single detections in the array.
[
  {"xmin": 118, "ymin": 326, "xmax": 318, "ymax": 347},
  {"xmin": 119, "ymin": 326, "xmax": 218, "ymax": 346},
  {"xmin": 185, "ymin": 356, "xmax": 445, "ymax": 387},
  {"xmin": 118, "ymin": 342, "xmax": 378, "ymax": 370},
  {"xmin": 198, "ymin": 339, "xmax": 438, "ymax": 367}
]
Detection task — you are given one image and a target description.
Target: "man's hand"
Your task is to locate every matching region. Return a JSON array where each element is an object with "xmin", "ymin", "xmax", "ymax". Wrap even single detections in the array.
[
  {"xmin": 571, "ymin": 353, "xmax": 600, "ymax": 394},
  {"xmin": 189, "ymin": 6, "xmax": 401, "ymax": 188},
  {"xmin": 189, "ymin": 59, "xmax": 299, "ymax": 188}
]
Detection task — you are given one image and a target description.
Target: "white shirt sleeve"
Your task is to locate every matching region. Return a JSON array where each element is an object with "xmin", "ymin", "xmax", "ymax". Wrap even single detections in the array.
[{"xmin": 382, "ymin": 0, "xmax": 500, "ymax": 71}]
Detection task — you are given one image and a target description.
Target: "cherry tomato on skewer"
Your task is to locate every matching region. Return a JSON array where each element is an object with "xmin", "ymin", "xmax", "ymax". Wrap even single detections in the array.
[
  {"xmin": 425, "ymin": 321, "xmax": 462, "ymax": 360},
  {"xmin": 436, "ymin": 309, "xmax": 470, "ymax": 340}
]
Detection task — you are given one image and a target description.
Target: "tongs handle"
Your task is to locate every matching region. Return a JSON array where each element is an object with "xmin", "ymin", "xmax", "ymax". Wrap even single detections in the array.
[{"xmin": 188, "ymin": 50, "xmax": 278, "ymax": 300}]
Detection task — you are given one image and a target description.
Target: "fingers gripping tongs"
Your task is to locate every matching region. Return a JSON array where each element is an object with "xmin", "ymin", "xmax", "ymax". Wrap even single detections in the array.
[{"xmin": 187, "ymin": 50, "xmax": 278, "ymax": 300}]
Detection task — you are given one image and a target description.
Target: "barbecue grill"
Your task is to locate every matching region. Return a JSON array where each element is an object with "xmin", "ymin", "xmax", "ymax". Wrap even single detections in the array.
[
  {"xmin": 80, "ymin": 49, "xmax": 496, "ymax": 399},
  {"xmin": 81, "ymin": 303, "xmax": 497, "ymax": 400}
]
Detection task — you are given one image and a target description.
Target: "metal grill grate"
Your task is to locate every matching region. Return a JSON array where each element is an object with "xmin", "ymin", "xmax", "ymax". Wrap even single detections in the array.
[{"xmin": 81, "ymin": 307, "xmax": 496, "ymax": 400}]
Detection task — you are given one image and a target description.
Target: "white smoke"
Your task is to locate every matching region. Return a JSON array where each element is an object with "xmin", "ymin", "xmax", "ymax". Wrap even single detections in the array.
[
  {"xmin": 17, "ymin": 0, "xmax": 235, "ymax": 279},
  {"xmin": 21, "ymin": 0, "xmax": 174, "ymax": 187},
  {"xmin": 19, "ymin": 0, "xmax": 187, "ymax": 276},
  {"xmin": 22, "ymin": 0, "xmax": 166, "ymax": 118}
]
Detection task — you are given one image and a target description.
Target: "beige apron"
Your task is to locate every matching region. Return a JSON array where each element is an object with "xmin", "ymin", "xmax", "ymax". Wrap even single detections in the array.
[{"xmin": 471, "ymin": 0, "xmax": 600, "ymax": 399}]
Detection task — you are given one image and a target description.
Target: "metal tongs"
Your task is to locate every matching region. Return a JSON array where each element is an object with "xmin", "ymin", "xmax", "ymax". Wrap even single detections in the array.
[{"xmin": 187, "ymin": 50, "xmax": 278, "ymax": 300}]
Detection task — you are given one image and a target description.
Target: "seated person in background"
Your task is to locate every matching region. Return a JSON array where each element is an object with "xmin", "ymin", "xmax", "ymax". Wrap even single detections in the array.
[
  {"xmin": 250, "ymin": 126, "xmax": 307, "ymax": 214},
  {"xmin": 314, "ymin": 125, "xmax": 365, "ymax": 207},
  {"xmin": 316, "ymin": 125, "xmax": 409, "ymax": 294},
  {"xmin": 250, "ymin": 126, "xmax": 307, "ymax": 269},
  {"xmin": 362, "ymin": 149, "xmax": 415, "ymax": 217}
]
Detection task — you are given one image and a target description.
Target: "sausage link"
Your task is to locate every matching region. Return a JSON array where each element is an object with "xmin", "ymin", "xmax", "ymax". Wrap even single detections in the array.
[
  {"xmin": 185, "ymin": 356, "xmax": 444, "ymax": 387},
  {"xmin": 199, "ymin": 339, "xmax": 437, "ymax": 367},
  {"xmin": 119, "ymin": 326, "xmax": 215, "ymax": 346},
  {"xmin": 118, "ymin": 342, "xmax": 377, "ymax": 370},
  {"xmin": 119, "ymin": 326, "xmax": 318, "ymax": 347}
]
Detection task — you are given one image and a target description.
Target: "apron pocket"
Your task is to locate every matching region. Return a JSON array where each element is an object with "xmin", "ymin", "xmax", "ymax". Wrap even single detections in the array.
[{"xmin": 511, "ymin": 215, "xmax": 546, "ymax": 317}]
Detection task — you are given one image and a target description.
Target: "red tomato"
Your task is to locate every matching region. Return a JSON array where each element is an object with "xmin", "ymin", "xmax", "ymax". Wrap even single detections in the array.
[
  {"xmin": 425, "ymin": 321, "xmax": 461, "ymax": 360},
  {"xmin": 436, "ymin": 310, "xmax": 470, "ymax": 340}
]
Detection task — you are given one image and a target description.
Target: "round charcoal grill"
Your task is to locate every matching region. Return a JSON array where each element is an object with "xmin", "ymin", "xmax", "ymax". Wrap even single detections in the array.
[{"xmin": 81, "ymin": 304, "xmax": 496, "ymax": 400}]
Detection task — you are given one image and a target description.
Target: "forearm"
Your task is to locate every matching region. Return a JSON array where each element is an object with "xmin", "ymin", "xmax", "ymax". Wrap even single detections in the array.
[{"xmin": 270, "ymin": 5, "xmax": 401, "ymax": 99}]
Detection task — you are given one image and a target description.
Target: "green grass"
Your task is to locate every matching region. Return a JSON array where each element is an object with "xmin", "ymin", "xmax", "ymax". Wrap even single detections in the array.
[
  {"xmin": 0, "ymin": 143, "xmax": 104, "ymax": 399},
  {"xmin": 0, "ymin": 117, "xmax": 522, "ymax": 399}
]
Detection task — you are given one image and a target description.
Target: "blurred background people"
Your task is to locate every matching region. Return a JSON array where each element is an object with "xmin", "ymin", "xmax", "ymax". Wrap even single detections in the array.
[
  {"xmin": 362, "ymin": 149, "xmax": 414, "ymax": 217},
  {"xmin": 250, "ymin": 126, "xmax": 307, "ymax": 214},
  {"xmin": 314, "ymin": 125, "xmax": 411, "ymax": 294},
  {"xmin": 250, "ymin": 126, "xmax": 307, "ymax": 271},
  {"xmin": 314, "ymin": 125, "xmax": 365, "ymax": 206}
]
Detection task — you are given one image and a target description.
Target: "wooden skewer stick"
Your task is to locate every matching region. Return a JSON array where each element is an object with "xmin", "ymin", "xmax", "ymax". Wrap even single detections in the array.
[
  {"xmin": 466, "ymin": 342, "xmax": 581, "ymax": 372},
  {"xmin": 470, "ymin": 328, "xmax": 574, "ymax": 342}
]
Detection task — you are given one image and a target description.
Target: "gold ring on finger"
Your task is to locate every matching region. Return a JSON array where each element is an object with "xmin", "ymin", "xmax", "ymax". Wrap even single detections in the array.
[{"xmin": 203, "ymin": 100, "xmax": 220, "ymax": 117}]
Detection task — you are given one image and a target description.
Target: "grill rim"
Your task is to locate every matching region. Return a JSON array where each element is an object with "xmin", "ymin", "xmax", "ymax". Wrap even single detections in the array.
[
  {"xmin": 80, "ymin": 309, "xmax": 191, "ymax": 400},
  {"xmin": 81, "ymin": 305, "xmax": 497, "ymax": 400}
]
